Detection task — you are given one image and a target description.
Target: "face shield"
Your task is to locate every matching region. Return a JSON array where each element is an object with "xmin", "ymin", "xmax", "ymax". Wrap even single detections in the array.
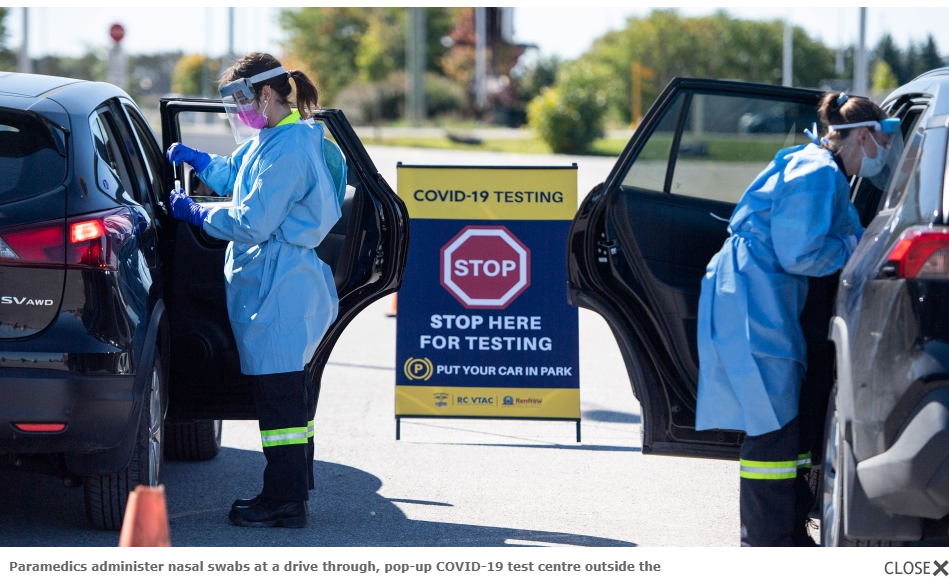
[
  {"xmin": 828, "ymin": 118, "xmax": 904, "ymax": 190},
  {"xmin": 219, "ymin": 66, "xmax": 288, "ymax": 145}
]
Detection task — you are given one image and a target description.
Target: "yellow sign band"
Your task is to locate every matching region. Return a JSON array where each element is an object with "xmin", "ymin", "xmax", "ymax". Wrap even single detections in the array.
[
  {"xmin": 398, "ymin": 165, "xmax": 578, "ymax": 221},
  {"xmin": 395, "ymin": 386, "xmax": 580, "ymax": 419}
]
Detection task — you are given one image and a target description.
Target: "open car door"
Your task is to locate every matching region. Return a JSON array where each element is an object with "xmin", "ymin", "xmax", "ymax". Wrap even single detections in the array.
[
  {"xmin": 568, "ymin": 79, "xmax": 824, "ymax": 458},
  {"xmin": 158, "ymin": 98, "xmax": 408, "ymax": 420}
]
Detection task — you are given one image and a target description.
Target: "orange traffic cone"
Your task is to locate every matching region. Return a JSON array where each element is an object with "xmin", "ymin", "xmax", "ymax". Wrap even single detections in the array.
[
  {"xmin": 386, "ymin": 294, "xmax": 397, "ymax": 318},
  {"xmin": 118, "ymin": 485, "xmax": 171, "ymax": 547}
]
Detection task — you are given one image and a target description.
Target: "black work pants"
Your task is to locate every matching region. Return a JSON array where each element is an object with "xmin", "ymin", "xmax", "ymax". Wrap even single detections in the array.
[
  {"xmin": 251, "ymin": 371, "xmax": 316, "ymax": 502},
  {"xmin": 739, "ymin": 417, "xmax": 815, "ymax": 546}
]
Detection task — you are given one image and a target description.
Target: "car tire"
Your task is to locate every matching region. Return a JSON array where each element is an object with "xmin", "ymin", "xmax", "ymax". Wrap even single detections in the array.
[
  {"xmin": 164, "ymin": 419, "xmax": 222, "ymax": 461},
  {"xmin": 83, "ymin": 347, "xmax": 165, "ymax": 531},
  {"xmin": 820, "ymin": 385, "xmax": 903, "ymax": 547}
]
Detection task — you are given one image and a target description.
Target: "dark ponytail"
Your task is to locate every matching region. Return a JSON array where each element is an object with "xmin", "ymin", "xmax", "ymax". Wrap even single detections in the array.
[
  {"xmin": 220, "ymin": 52, "xmax": 320, "ymax": 119},
  {"xmin": 288, "ymin": 70, "xmax": 320, "ymax": 119},
  {"xmin": 818, "ymin": 91, "xmax": 887, "ymax": 143}
]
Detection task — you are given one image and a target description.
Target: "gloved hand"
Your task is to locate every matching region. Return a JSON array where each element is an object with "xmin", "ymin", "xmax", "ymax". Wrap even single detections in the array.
[
  {"xmin": 169, "ymin": 188, "xmax": 209, "ymax": 228},
  {"xmin": 166, "ymin": 143, "xmax": 211, "ymax": 172}
]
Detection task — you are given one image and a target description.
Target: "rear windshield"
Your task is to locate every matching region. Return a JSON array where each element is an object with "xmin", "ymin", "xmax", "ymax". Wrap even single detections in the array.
[{"xmin": 0, "ymin": 109, "xmax": 67, "ymax": 205}]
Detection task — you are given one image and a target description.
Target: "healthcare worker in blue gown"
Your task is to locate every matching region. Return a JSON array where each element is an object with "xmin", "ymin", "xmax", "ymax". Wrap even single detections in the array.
[
  {"xmin": 696, "ymin": 92, "xmax": 898, "ymax": 546},
  {"xmin": 165, "ymin": 52, "xmax": 346, "ymax": 528}
]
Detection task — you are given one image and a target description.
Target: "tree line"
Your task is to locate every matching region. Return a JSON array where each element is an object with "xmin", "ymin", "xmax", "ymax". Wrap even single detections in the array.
[{"xmin": 0, "ymin": 9, "xmax": 945, "ymax": 153}]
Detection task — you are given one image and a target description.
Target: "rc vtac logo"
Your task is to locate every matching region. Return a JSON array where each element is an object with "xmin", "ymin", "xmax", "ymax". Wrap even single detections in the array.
[
  {"xmin": 403, "ymin": 357, "xmax": 434, "ymax": 381},
  {"xmin": 433, "ymin": 393, "xmax": 449, "ymax": 407}
]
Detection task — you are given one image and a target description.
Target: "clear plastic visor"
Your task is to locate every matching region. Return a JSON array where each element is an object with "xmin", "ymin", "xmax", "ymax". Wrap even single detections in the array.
[
  {"xmin": 218, "ymin": 66, "xmax": 286, "ymax": 145},
  {"xmin": 863, "ymin": 127, "xmax": 904, "ymax": 191},
  {"xmin": 829, "ymin": 120, "xmax": 904, "ymax": 190},
  {"xmin": 221, "ymin": 90, "xmax": 260, "ymax": 145}
]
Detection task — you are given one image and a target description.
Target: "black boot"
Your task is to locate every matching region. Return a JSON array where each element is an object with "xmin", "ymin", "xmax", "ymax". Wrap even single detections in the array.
[
  {"xmin": 228, "ymin": 498, "xmax": 308, "ymax": 528},
  {"xmin": 231, "ymin": 494, "xmax": 262, "ymax": 509}
]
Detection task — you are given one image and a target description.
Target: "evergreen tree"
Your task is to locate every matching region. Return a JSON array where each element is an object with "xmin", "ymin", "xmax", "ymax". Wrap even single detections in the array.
[
  {"xmin": 918, "ymin": 35, "xmax": 945, "ymax": 76},
  {"xmin": 875, "ymin": 34, "xmax": 905, "ymax": 84}
]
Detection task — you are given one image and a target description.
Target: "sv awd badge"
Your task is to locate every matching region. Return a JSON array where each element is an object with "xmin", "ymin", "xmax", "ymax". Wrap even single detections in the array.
[{"xmin": 1, "ymin": 296, "xmax": 55, "ymax": 306}]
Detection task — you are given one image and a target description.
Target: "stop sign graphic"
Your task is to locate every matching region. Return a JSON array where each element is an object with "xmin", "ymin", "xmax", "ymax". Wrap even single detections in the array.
[{"xmin": 441, "ymin": 226, "xmax": 530, "ymax": 309}]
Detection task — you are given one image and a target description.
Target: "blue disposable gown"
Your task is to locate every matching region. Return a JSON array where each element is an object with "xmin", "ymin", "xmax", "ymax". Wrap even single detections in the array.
[
  {"xmin": 196, "ymin": 118, "xmax": 343, "ymax": 375},
  {"xmin": 695, "ymin": 143, "xmax": 864, "ymax": 436}
]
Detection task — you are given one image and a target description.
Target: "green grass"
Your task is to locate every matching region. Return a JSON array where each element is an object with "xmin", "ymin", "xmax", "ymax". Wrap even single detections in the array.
[
  {"xmin": 361, "ymin": 134, "xmax": 632, "ymax": 157},
  {"xmin": 361, "ymin": 131, "xmax": 800, "ymax": 161}
]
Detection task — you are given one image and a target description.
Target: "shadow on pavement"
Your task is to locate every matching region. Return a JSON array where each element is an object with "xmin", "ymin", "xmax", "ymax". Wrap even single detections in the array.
[
  {"xmin": 582, "ymin": 409, "xmax": 641, "ymax": 424},
  {"xmin": 0, "ymin": 447, "xmax": 635, "ymax": 547}
]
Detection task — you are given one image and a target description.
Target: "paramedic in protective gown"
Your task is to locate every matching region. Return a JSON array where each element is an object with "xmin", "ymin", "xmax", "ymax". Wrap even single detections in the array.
[
  {"xmin": 165, "ymin": 52, "xmax": 346, "ymax": 528},
  {"xmin": 696, "ymin": 92, "xmax": 898, "ymax": 546}
]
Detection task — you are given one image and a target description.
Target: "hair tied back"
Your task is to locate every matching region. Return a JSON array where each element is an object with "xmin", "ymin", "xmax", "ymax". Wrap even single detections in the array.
[{"xmin": 837, "ymin": 93, "xmax": 849, "ymax": 106}]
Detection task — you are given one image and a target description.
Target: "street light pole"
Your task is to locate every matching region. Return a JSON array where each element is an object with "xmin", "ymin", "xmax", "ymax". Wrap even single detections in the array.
[
  {"xmin": 474, "ymin": 7, "xmax": 487, "ymax": 112},
  {"xmin": 853, "ymin": 7, "xmax": 868, "ymax": 96},
  {"xmin": 782, "ymin": 19, "xmax": 793, "ymax": 87},
  {"xmin": 18, "ymin": 7, "xmax": 32, "ymax": 74}
]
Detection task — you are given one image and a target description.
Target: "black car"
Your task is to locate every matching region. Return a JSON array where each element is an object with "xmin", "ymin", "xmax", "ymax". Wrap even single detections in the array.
[
  {"xmin": 568, "ymin": 74, "xmax": 949, "ymax": 546},
  {"xmin": 0, "ymin": 72, "xmax": 408, "ymax": 530}
]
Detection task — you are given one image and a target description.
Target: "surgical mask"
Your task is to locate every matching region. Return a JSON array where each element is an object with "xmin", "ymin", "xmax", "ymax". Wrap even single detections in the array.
[
  {"xmin": 858, "ymin": 132, "xmax": 887, "ymax": 179},
  {"xmin": 238, "ymin": 99, "xmax": 269, "ymax": 130}
]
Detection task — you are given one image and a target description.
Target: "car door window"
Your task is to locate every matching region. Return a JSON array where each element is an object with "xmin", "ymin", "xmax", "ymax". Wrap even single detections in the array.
[
  {"xmin": 176, "ymin": 109, "xmax": 235, "ymax": 200},
  {"xmin": 90, "ymin": 110, "xmax": 137, "ymax": 202},
  {"xmin": 883, "ymin": 105, "xmax": 928, "ymax": 211},
  {"xmin": 622, "ymin": 91, "xmax": 819, "ymax": 203},
  {"xmin": 123, "ymin": 103, "xmax": 165, "ymax": 213}
]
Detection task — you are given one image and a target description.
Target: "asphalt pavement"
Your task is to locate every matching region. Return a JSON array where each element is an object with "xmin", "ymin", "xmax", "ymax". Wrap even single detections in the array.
[{"xmin": 0, "ymin": 146, "xmax": 739, "ymax": 547}]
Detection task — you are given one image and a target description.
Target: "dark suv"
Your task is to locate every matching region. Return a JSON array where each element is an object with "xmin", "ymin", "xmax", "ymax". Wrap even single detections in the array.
[
  {"xmin": 0, "ymin": 72, "xmax": 407, "ymax": 530},
  {"xmin": 568, "ymin": 73, "xmax": 949, "ymax": 545}
]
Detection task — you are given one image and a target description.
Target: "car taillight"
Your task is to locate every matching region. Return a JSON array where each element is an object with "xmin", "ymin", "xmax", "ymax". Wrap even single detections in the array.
[
  {"xmin": 886, "ymin": 227, "xmax": 949, "ymax": 278},
  {"xmin": 0, "ymin": 219, "xmax": 64, "ymax": 265},
  {"xmin": 0, "ymin": 208, "xmax": 135, "ymax": 270},
  {"xmin": 66, "ymin": 209, "xmax": 135, "ymax": 270},
  {"xmin": 13, "ymin": 423, "xmax": 66, "ymax": 432}
]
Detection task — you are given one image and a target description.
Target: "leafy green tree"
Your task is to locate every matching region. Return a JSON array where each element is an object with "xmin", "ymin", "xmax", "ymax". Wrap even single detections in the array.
[
  {"xmin": 33, "ymin": 52, "xmax": 105, "ymax": 81},
  {"xmin": 576, "ymin": 9, "xmax": 835, "ymax": 124},
  {"xmin": 0, "ymin": 8, "xmax": 16, "ymax": 71},
  {"xmin": 171, "ymin": 54, "xmax": 221, "ymax": 96},
  {"xmin": 280, "ymin": 7, "xmax": 456, "ymax": 105},
  {"xmin": 514, "ymin": 54, "xmax": 560, "ymax": 105},
  {"xmin": 527, "ymin": 60, "xmax": 613, "ymax": 154},
  {"xmin": 872, "ymin": 60, "xmax": 899, "ymax": 93}
]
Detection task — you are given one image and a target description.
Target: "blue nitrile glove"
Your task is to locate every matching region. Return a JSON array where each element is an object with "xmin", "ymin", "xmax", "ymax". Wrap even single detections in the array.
[
  {"xmin": 166, "ymin": 142, "xmax": 211, "ymax": 172},
  {"xmin": 169, "ymin": 188, "xmax": 209, "ymax": 228}
]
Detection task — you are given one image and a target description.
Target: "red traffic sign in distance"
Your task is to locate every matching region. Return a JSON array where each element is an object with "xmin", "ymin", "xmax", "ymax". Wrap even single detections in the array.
[
  {"xmin": 110, "ymin": 24, "xmax": 125, "ymax": 44},
  {"xmin": 440, "ymin": 225, "xmax": 530, "ymax": 309}
]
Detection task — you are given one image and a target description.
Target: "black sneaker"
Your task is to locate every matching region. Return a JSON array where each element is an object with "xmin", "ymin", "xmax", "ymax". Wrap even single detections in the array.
[{"xmin": 228, "ymin": 498, "xmax": 308, "ymax": 528}]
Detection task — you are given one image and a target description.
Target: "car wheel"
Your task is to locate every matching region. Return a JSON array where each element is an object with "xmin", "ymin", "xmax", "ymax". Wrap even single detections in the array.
[
  {"xmin": 83, "ymin": 347, "xmax": 164, "ymax": 530},
  {"xmin": 821, "ymin": 385, "xmax": 902, "ymax": 547},
  {"xmin": 164, "ymin": 419, "xmax": 222, "ymax": 461}
]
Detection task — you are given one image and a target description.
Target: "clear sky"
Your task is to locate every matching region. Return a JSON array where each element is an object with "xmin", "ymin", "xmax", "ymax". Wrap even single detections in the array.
[{"xmin": 6, "ymin": 6, "xmax": 949, "ymax": 62}]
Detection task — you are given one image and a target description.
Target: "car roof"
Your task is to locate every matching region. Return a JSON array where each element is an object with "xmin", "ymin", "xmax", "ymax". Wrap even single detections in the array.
[
  {"xmin": 0, "ymin": 72, "xmax": 136, "ymax": 131},
  {"xmin": 0, "ymin": 72, "xmax": 83, "ymax": 98}
]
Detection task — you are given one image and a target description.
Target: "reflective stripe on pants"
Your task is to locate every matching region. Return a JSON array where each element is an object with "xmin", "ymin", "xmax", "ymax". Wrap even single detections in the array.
[{"xmin": 252, "ymin": 371, "xmax": 312, "ymax": 502}]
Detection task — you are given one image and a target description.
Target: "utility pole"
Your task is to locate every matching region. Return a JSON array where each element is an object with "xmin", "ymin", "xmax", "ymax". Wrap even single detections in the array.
[
  {"xmin": 853, "ymin": 7, "xmax": 868, "ymax": 96},
  {"xmin": 405, "ymin": 8, "xmax": 426, "ymax": 125},
  {"xmin": 228, "ymin": 8, "xmax": 235, "ymax": 64},
  {"xmin": 18, "ymin": 7, "xmax": 32, "ymax": 74},
  {"xmin": 474, "ymin": 7, "xmax": 487, "ymax": 112},
  {"xmin": 782, "ymin": 19, "xmax": 793, "ymax": 87}
]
